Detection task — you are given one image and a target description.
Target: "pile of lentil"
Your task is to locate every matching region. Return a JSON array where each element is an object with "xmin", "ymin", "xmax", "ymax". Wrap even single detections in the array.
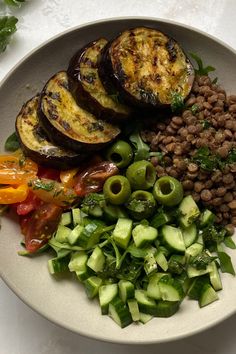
[{"xmin": 141, "ymin": 75, "xmax": 236, "ymax": 231}]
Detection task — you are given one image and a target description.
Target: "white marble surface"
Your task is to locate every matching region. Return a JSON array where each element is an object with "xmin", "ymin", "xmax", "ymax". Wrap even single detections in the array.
[{"xmin": 1, "ymin": 0, "xmax": 236, "ymax": 353}]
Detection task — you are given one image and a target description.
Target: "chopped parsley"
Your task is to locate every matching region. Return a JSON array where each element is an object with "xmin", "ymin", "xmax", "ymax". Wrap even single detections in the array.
[{"xmin": 170, "ymin": 92, "xmax": 185, "ymax": 113}]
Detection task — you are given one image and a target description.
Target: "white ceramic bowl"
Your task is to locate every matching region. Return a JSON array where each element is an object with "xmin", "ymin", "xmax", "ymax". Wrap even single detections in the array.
[{"xmin": 0, "ymin": 17, "xmax": 236, "ymax": 344}]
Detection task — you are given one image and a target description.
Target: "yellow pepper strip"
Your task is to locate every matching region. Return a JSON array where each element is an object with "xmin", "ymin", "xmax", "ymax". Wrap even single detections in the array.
[
  {"xmin": 60, "ymin": 168, "xmax": 79, "ymax": 188},
  {"xmin": 0, "ymin": 184, "xmax": 29, "ymax": 204},
  {"xmin": 0, "ymin": 155, "xmax": 38, "ymax": 185}
]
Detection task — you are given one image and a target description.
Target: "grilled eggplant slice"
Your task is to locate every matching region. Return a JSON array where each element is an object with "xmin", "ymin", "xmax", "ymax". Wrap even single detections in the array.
[
  {"xmin": 16, "ymin": 95, "xmax": 87, "ymax": 169},
  {"xmin": 68, "ymin": 38, "xmax": 131, "ymax": 121},
  {"xmin": 39, "ymin": 71, "xmax": 120, "ymax": 152},
  {"xmin": 99, "ymin": 27, "xmax": 195, "ymax": 109}
]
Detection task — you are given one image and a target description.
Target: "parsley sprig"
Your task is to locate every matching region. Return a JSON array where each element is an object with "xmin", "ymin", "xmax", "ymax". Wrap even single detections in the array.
[{"xmin": 0, "ymin": 0, "xmax": 26, "ymax": 53}]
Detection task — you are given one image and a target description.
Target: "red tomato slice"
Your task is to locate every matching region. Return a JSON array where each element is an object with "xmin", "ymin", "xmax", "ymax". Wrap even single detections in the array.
[
  {"xmin": 15, "ymin": 192, "xmax": 42, "ymax": 215},
  {"xmin": 37, "ymin": 166, "xmax": 60, "ymax": 181},
  {"xmin": 21, "ymin": 202, "xmax": 62, "ymax": 253},
  {"xmin": 74, "ymin": 161, "xmax": 119, "ymax": 197}
]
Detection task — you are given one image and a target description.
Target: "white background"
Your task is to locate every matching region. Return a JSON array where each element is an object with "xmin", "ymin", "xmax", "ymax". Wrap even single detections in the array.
[{"xmin": 1, "ymin": 0, "xmax": 236, "ymax": 353}]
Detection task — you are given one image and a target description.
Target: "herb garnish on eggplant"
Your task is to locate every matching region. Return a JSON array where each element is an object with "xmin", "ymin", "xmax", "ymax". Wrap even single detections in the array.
[
  {"xmin": 68, "ymin": 38, "xmax": 131, "ymax": 121},
  {"xmin": 99, "ymin": 27, "xmax": 195, "ymax": 109},
  {"xmin": 38, "ymin": 71, "xmax": 120, "ymax": 152}
]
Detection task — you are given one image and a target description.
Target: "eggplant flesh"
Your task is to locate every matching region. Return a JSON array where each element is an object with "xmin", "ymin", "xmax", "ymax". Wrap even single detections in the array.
[
  {"xmin": 38, "ymin": 71, "xmax": 120, "ymax": 152},
  {"xmin": 68, "ymin": 38, "xmax": 131, "ymax": 121},
  {"xmin": 99, "ymin": 27, "xmax": 195, "ymax": 109},
  {"xmin": 15, "ymin": 95, "xmax": 86, "ymax": 169}
]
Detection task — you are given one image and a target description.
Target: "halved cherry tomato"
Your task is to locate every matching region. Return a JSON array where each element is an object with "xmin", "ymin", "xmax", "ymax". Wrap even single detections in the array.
[
  {"xmin": 74, "ymin": 161, "xmax": 119, "ymax": 197},
  {"xmin": 0, "ymin": 184, "xmax": 29, "ymax": 204},
  {"xmin": 28, "ymin": 177, "xmax": 78, "ymax": 206},
  {"xmin": 37, "ymin": 166, "xmax": 60, "ymax": 181},
  {"xmin": 60, "ymin": 168, "xmax": 79, "ymax": 188},
  {"xmin": 0, "ymin": 155, "xmax": 38, "ymax": 185},
  {"xmin": 20, "ymin": 202, "xmax": 62, "ymax": 253},
  {"xmin": 15, "ymin": 191, "xmax": 42, "ymax": 215}
]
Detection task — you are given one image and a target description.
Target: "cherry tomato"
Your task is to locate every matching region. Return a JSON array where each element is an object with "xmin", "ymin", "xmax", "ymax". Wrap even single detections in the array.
[
  {"xmin": 74, "ymin": 161, "xmax": 119, "ymax": 197},
  {"xmin": 28, "ymin": 177, "xmax": 78, "ymax": 207},
  {"xmin": 21, "ymin": 202, "xmax": 62, "ymax": 253},
  {"xmin": 0, "ymin": 155, "xmax": 38, "ymax": 185},
  {"xmin": 60, "ymin": 168, "xmax": 79, "ymax": 188},
  {"xmin": 37, "ymin": 166, "xmax": 60, "ymax": 181},
  {"xmin": 15, "ymin": 191, "xmax": 42, "ymax": 215},
  {"xmin": 0, "ymin": 184, "xmax": 29, "ymax": 204}
]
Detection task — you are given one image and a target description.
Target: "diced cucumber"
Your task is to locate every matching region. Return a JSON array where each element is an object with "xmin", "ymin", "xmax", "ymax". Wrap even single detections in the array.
[
  {"xmin": 127, "ymin": 299, "xmax": 140, "ymax": 322},
  {"xmin": 60, "ymin": 212, "xmax": 72, "ymax": 226},
  {"xmin": 72, "ymin": 208, "xmax": 82, "ymax": 226},
  {"xmin": 209, "ymin": 261, "xmax": 222, "ymax": 291},
  {"xmin": 155, "ymin": 249, "xmax": 168, "ymax": 271},
  {"xmin": 154, "ymin": 301, "xmax": 180, "ymax": 317},
  {"xmin": 118, "ymin": 280, "xmax": 134, "ymax": 302},
  {"xmin": 185, "ymin": 242, "xmax": 203, "ymax": 261},
  {"xmin": 187, "ymin": 275, "xmax": 209, "ymax": 300},
  {"xmin": 55, "ymin": 225, "xmax": 71, "ymax": 243},
  {"xmin": 99, "ymin": 284, "xmax": 118, "ymax": 315},
  {"xmin": 84, "ymin": 276, "xmax": 102, "ymax": 299},
  {"xmin": 76, "ymin": 268, "xmax": 94, "ymax": 282},
  {"xmin": 187, "ymin": 263, "xmax": 212, "ymax": 278},
  {"xmin": 175, "ymin": 271, "xmax": 192, "ymax": 294},
  {"xmin": 87, "ymin": 246, "xmax": 105, "ymax": 273},
  {"xmin": 68, "ymin": 251, "xmax": 88, "ymax": 272},
  {"xmin": 135, "ymin": 289, "xmax": 157, "ymax": 316},
  {"xmin": 178, "ymin": 195, "xmax": 200, "ymax": 227},
  {"xmin": 68, "ymin": 225, "xmax": 84, "ymax": 245},
  {"xmin": 144, "ymin": 252, "xmax": 158, "ymax": 275},
  {"xmin": 48, "ymin": 256, "xmax": 69, "ymax": 274},
  {"xmin": 147, "ymin": 273, "xmax": 166, "ymax": 300},
  {"xmin": 161, "ymin": 225, "xmax": 185, "ymax": 253},
  {"xmin": 151, "ymin": 211, "xmax": 171, "ymax": 229},
  {"xmin": 132, "ymin": 224, "xmax": 158, "ymax": 248},
  {"xmin": 76, "ymin": 221, "xmax": 104, "ymax": 249},
  {"xmin": 112, "ymin": 218, "xmax": 133, "ymax": 249},
  {"xmin": 200, "ymin": 209, "xmax": 216, "ymax": 227},
  {"xmin": 103, "ymin": 204, "xmax": 128, "ymax": 223},
  {"xmin": 168, "ymin": 254, "xmax": 185, "ymax": 275},
  {"xmin": 158, "ymin": 275, "xmax": 184, "ymax": 301},
  {"xmin": 199, "ymin": 283, "xmax": 219, "ymax": 307},
  {"xmin": 108, "ymin": 296, "xmax": 132, "ymax": 328},
  {"xmin": 181, "ymin": 223, "xmax": 197, "ymax": 248},
  {"xmin": 86, "ymin": 205, "xmax": 103, "ymax": 218},
  {"xmin": 139, "ymin": 312, "xmax": 153, "ymax": 324}
]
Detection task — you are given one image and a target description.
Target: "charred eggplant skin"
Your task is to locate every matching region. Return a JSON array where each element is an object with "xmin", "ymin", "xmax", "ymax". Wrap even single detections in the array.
[
  {"xmin": 15, "ymin": 95, "xmax": 86, "ymax": 169},
  {"xmin": 99, "ymin": 27, "xmax": 195, "ymax": 109},
  {"xmin": 68, "ymin": 38, "xmax": 131, "ymax": 122},
  {"xmin": 38, "ymin": 71, "xmax": 120, "ymax": 153}
]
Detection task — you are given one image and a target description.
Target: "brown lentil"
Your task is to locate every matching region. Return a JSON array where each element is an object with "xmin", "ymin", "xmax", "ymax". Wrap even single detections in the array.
[{"xmin": 145, "ymin": 74, "xmax": 236, "ymax": 226}]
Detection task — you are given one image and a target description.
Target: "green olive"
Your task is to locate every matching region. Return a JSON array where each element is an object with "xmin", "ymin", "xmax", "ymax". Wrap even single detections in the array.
[
  {"xmin": 126, "ymin": 160, "xmax": 156, "ymax": 190},
  {"xmin": 105, "ymin": 140, "xmax": 133, "ymax": 168},
  {"xmin": 103, "ymin": 175, "xmax": 131, "ymax": 205},
  {"xmin": 126, "ymin": 190, "xmax": 156, "ymax": 220},
  {"xmin": 153, "ymin": 176, "xmax": 183, "ymax": 206}
]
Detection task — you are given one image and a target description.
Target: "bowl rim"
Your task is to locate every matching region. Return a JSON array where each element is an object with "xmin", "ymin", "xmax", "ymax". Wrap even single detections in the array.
[{"xmin": 0, "ymin": 16, "xmax": 236, "ymax": 344}]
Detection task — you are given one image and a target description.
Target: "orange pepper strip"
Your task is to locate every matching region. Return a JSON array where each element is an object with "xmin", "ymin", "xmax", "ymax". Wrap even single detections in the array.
[
  {"xmin": 0, "ymin": 184, "xmax": 29, "ymax": 204},
  {"xmin": 60, "ymin": 168, "xmax": 79, "ymax": 188},
  {"xmin": 0, "ymin": 155, "xmax": 38, "ymax": 185}
]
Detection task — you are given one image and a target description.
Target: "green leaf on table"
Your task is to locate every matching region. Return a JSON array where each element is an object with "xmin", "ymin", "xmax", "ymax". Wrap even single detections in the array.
[
  {"xmin": 4, "ymin": 0, "xmax": 25, "ymax": 7},
  {"xmin": 0, "ymin": 16, "xmax": 18, "ymax": 53}
]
